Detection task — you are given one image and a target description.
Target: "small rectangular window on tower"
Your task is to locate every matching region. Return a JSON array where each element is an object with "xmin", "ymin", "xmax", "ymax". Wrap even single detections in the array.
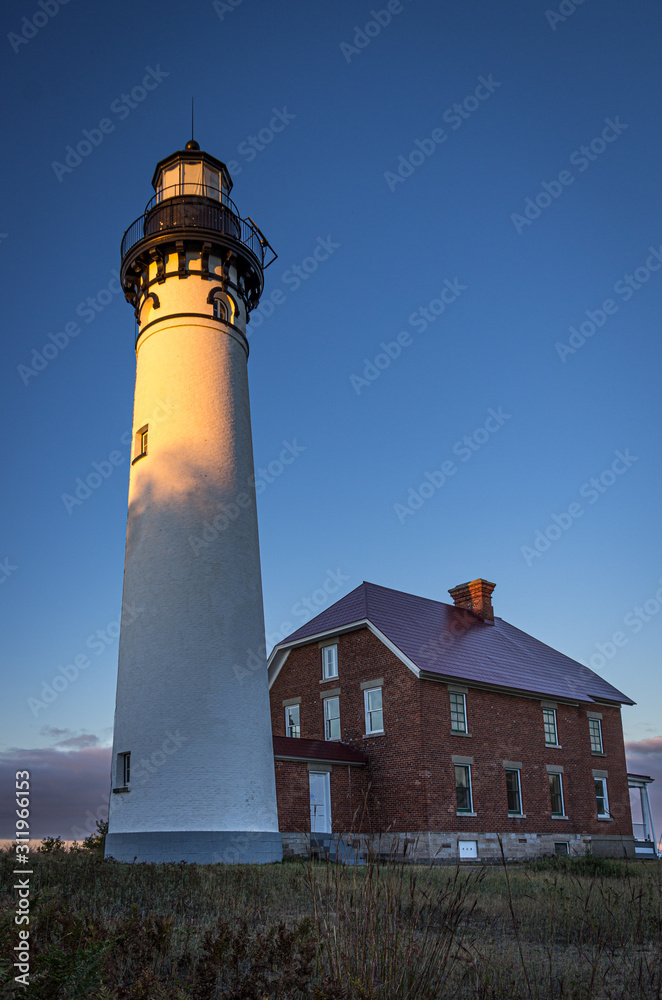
[
  {"xmin": 133, "ymin": 425, "xmax": 148, "ymax": 464},
  {"xmin": 118, "ymin": 752, "xmax": 130, "ymax": 787}
]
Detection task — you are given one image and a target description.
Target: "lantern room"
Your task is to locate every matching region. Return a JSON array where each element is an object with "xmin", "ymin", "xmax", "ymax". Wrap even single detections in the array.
[{"xmin": 150, "ymin": 139, "xmax": 233, "ymax": 206}]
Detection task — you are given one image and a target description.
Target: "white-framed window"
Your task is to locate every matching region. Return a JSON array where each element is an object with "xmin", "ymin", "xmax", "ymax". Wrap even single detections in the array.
[
  {"xmin": 364, "ymin": 687, "xmax": 383, "ymax": 734},
  {"xmin": 505, "ymin": 768, "xmax": 522, "ymax": 815},
  {"xmin": 549, "ymin": 771, "xmax": 565, "ymax": 817},
  {"xmin": 589, "ymin": 718, "xmax": 603, "ymax": 754},
  {"xmin": 133, "ymin": 425, "xmax": 148, "ymax": 462},
  {"xmin": 324, "ymin": 696, "xmax": 340, "ymax": 741},
  {"xmin": 594, "ymin": 777, "xmax": 610, "ymax": 818},
  {"xmin": 455, "ymin": 764, "xmax": 473, "ymax": 813},
  {"xmin": 554, "ymin": 841, "xmax": 569, "ymax": 856},
  {"xmin": 118, "ymin": 751, "xmax": 131, "ymax": 786},
  {"xmin": 322, "ymin": 644, "xmax": 338, "ymax": 680},
  {"xmin": 450, "ymin": 692, "xmax": 467, "ymax": 733},
  {"xmin": 543, "ymin": 708, "xmax": 558, "ymax": 746},
  {"xmin": 285, "ymin": 704, "xmax": 300, "ymax": 738},
  {"xmin": 213, "ymin": 297, "xmax": 227, "ymax": 321}
]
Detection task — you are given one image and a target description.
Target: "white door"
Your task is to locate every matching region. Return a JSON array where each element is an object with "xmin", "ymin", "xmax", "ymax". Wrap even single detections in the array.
[{"xmin": 309, "ymin": 771, "xmax": 332, "ymax": 833}]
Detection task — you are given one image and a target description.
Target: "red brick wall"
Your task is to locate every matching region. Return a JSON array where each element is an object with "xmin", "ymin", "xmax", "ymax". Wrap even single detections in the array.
[
  {"xmin": 273, "ymin": 760, "xmax": 369, "ymax": 833},
  {"xmin": 269, "ymin": 629, "xmax": 633, "ymax": 838},
  {"xmin": 270, "ymin": 628, "xmax": 429, "ymax": 831},
  {"xmin": 420, "ymin": 684, "xmax": 632, "ymax": 837}
]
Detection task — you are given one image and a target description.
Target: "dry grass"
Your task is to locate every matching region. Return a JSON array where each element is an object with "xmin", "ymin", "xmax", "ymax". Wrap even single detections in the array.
[{"xmin": 0, "ymin": 844, "xmax": 660, "ymax": 999}]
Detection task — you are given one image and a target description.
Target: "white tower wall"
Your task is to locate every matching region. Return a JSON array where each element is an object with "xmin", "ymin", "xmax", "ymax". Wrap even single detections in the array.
[{"xmin": 106, "ymin": 147, "xmax": 281, "ymax": 863}]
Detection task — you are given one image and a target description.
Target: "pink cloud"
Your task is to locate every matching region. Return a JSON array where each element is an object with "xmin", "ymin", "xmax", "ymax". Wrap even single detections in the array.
[{"xmin": 0, "ymin": 745, "xmax": 111, "ymax": 841}]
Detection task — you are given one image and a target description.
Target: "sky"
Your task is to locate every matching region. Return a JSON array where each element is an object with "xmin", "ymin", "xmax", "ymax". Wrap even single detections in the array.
[{"xmin": 1, "ymin": 0, "xmax": 661, "ymax": 845}]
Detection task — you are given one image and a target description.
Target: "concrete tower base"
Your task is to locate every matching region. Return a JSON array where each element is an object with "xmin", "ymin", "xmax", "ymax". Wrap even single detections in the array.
[{"xmin": 105, "ymin": 830, "xmax": 283, "ymax": 864}]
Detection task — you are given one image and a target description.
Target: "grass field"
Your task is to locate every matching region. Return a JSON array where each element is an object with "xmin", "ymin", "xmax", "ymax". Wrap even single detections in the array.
[{"xmin": 1, "ymin": 844, "xmax": 661, "ymax": 999}]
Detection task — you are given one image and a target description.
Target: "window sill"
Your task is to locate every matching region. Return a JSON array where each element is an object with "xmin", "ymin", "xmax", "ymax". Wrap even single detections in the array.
[
  {"xmin": 508, "ymin": 813, "xmax": 527, "ymax": 819},
  {"xmin": 456, "ymin": 811, "xmax": 477, "ymax": 817},
  {"xmin": 319, "ymin": 676, "xmax": 339, "ymax": 684},
  {"xmin": 450, "ymin": 731, "xmax": 472, "ymax": 737},
  {"xmin": 325, "ymin": 736, "xmax": 341, "ymax": 742},
  {"xmin": 545, "ymin": 743, "xmax": 562, "ymax": 749},
  {"xmin": 112, "ymin": 786, "xmax": 130, "ymax": 794},
  {"xmin": 551, "ymin": 815, "xmax": 569, "ymax": 820},
  {"xmin": 591, "ymin": 751, "xmax": 606, "ymax": 756},
  {"xmin": 597, "ymin": 816, "xmax": 613, "ymax": 821},
  {"xmin": 363, "ymin": 731, "xmax": 385, "ymax": 738},
  {"xmin": 131, "ymin": 453, "xmax": 147, "ymax": 466}
]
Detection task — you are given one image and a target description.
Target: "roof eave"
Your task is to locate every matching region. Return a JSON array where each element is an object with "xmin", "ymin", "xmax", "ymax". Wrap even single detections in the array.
[{"xmin": 418, "ymin": 670, "xmax": 633, "ymax": 706}]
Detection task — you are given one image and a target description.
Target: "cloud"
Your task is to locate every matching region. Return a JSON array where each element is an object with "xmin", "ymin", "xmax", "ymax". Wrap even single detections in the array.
[
  {"xmin": 39, "ymin": 727, "xmax": 101, "ymax": 749},
  {"xmin": 0, "ymin": 745, "xmax": 111, "ymax": 841},
  {"xmin": 626, "ymin": 737, "xmax": 662, "ymax": 757},
  {"xmin": 626, "ymin": 736, "xmax": 662, "ymax": 847}
]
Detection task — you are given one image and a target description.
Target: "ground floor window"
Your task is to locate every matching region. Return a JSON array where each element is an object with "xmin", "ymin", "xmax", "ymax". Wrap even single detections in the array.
[
  {"xmin": 505, "ymin": 768, "xmax": 522, "ymax": 814},
  {"xmin": 549, "ymin": 771, "xmax": 565, "ymax": 816},
  {"xmin": 455, "ymin": 764, "xmax": 473, "ymax": 812},
  {"xmin": 594, "ymin": 777, "xmax": 610, "ymax": 818}
]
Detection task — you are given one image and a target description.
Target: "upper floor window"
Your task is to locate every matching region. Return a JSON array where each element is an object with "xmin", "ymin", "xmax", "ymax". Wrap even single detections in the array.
[
  {"xmin": 322, "ymin": 644, "xmax": 338, "ymax": 680},
  {"xmin": 450, "ymin": 692, "xmax": 467, "ymax": 733},
  {"xmin": 589, "ymin": 718, "xmax": 603, "ymax": 754},
  {"xmin": 543, "ymin": 708, "xmax": 558, "ymax": 746},
  {"xmin": 505, "ymin": 768, "xmax": 522, "ymax": 815},
  {"xmin": 213, "ymin": 297, "xmax": 227, "ymax": 321},
  {"xmin": 594, "ymin": 777, "xmax": 610, "ymax": 818},
  {"xmin": 285, "ymin": 704, "xmax": 300, "ymax": 738},
  {"xmin": 364, "ymin": 687, "xmax": 383, "ymax": 734},
  {"xmin": 549, "ymin": 771, "xmax": 565, "ymax": 817},
  {"xmin": 455, "ymin": 764, "xmax": 473, "ymax": 813},
  {"xmin": 324, "ymin": 696, "xmax": 340, "ymax": 741}
]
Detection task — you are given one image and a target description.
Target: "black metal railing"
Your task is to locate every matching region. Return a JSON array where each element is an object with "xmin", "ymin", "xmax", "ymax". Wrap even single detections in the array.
[
  {"xmin": 121, "ymin": 194, "xmax": 276, "ymax": 268},
  {"xmin": 146, "ymin": 182, "xmax": 237, "ymax": 214}
]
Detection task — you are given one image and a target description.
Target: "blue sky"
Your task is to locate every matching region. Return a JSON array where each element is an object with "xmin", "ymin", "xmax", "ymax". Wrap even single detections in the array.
[{"xmin": 1, "ymin": 0, "xmax": 661, "ymax": 840}]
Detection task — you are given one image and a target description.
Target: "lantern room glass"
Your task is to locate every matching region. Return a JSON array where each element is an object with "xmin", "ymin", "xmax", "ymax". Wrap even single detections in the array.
[{"xmin": 156, "ymin": 159, "xmax": 222, "ymax": 203}]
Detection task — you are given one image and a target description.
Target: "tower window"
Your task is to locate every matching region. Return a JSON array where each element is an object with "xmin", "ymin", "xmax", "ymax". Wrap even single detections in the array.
[
  {"xmin": 133, "ymin": 425, "xmax": 148, "ymax": 463},
  {"xmin": 118, "ymin": 752, "xmax": 131, "ymax": 787},
  {"xmin": 213, "ymin": 298, "xmax": 227, "ymax": 321}
]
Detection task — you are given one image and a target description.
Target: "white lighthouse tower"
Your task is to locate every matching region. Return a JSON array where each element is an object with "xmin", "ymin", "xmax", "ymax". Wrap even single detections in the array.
[{"xmin": 105, "ymin": 140, "xmax": 282, "ymax": 863}]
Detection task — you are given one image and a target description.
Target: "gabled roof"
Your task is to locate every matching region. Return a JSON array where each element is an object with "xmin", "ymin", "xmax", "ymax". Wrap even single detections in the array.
[
  {"xmin": 273, "ymin": 736, "xmax": 368, "ymax": 765},
  {"xmin": 269, "ymin": 582, "xmax": 634, "ymax": 706}
]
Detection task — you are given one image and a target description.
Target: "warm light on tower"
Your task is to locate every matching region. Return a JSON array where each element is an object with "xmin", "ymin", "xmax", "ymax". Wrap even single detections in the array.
[{"xmin": 105, "ymin": 140, "xmax": 281, "ymax": 863}]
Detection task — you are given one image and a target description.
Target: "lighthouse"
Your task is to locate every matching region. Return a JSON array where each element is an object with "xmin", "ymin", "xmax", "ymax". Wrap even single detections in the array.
[{"xmin": 104, "ymin": 141, "xmax": 282, "ymax": 863}]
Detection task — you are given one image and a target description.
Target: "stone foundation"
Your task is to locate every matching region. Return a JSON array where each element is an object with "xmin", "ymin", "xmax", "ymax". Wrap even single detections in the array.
[{"xmin": 280, "ymin": 830, "xmax": 636, "ymax": 862}]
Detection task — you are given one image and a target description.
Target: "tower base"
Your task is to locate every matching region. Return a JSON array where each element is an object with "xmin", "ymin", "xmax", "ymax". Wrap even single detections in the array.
[{"xmin": 104, "ymin": 831, "xmax": 282, "ymax": 864}]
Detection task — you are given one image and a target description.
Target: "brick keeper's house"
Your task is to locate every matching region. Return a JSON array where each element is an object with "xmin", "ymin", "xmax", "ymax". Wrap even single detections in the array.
[{"xmin": 267, "ymin": 578, "xmax": 640, "ymax": 862}]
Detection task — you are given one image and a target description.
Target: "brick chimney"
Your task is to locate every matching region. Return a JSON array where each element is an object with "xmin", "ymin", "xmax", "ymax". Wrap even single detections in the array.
[{"xmin": 448, "ymin": 579, "xmax": 496, "ymax": 624}]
